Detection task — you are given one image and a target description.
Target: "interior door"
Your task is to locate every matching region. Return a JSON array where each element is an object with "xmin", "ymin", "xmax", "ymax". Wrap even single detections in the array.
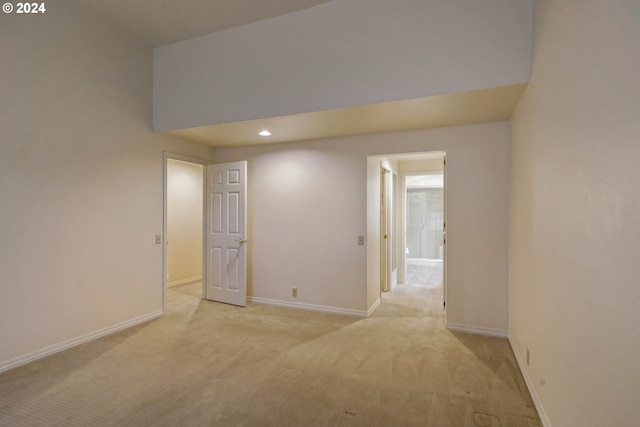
[
  {"xmin": 380, "ymin": 165, "xmax": 390, "ymax": 293},
  {"xmin": 442, "ymin": 155, "xmax": 447, "ymax": 311},
  {"xmin": 205, "ymin": 161, "xmax": 247, "ymax": 306}
]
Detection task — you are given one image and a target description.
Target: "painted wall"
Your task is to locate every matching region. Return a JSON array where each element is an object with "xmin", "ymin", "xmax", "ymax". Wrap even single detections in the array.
[
  {"xmin": 0, "ymin": 1, "xmax": 215, "ymax": 369},
  {"xmin": 509, "ymin": 1, "xmax": 640, "ymax": 426},
  {"xmin": 215, "ymin": 121, "xmax": 509, "ymax": 333},
  {"xmin": 167, "ymin": 160, "xmax": 203, "ymax": 285},
  {"xmin": 399, "ymin": 159, "xmax": 444, "ymax": 175},
  {"xmin": 153, "ymin": 0, "xmax": 532, "ymax": 131},
  {"xmin": 214, "ymin": 143, "xmax": 368, "ymax": 314}
]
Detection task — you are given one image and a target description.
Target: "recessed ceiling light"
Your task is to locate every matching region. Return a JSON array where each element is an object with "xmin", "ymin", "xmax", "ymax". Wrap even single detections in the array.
[{"xmin": 258, "ymin": 130, "xmax": 271, "ymax": 137}]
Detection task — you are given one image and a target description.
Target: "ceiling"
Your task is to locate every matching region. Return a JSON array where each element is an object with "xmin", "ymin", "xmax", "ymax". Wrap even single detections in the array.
[
  {"xmin": 166, "ymin": 84, "xmax": 528, "ymax": 147},
  {"xmin": 72, "ymin": 0, "xmax": 527, "ymax": 148},
  {"xmin": 72, "ymin": 0, "xmax": 333, "ymax": 47}
]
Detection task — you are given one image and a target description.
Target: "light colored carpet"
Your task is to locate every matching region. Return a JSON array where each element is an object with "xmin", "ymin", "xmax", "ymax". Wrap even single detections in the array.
[{"xmin": 0, "ymin": 280, "xmax": 540, "ymax": 426}]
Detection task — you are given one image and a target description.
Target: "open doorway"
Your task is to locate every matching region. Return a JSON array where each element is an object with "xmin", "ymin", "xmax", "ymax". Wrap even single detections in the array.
[
  {"xmin": 367, "ymin": 151, "xmax": 446, "ymax": 315},
  {"xmin": 404, "ymin": 173, "xmax": 444, "ymax": 296},
  {"xmin": 163, "ymin": 154, "xmax": 207, "ymax": 311}
]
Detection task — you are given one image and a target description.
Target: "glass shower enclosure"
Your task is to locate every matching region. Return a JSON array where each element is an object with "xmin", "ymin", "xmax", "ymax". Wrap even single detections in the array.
[{"xmin": 406, "ymin": 186, "xmax": 443, "ymax": 260}]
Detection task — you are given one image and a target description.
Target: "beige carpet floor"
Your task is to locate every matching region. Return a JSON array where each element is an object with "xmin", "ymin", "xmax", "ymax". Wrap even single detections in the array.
[{"xmin": 0, "ymin": 279, "xmax": 541, "ymax": 426}]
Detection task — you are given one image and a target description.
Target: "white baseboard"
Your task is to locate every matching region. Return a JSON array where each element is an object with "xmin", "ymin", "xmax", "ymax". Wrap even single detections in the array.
[
  {"xmin": 367, "ymin": 298, "xmax": 381, "ymax": 317},
  {"xmin": 509, "ymin": 335, "xmax": 552, "ymax": 427},
  {"xmin": 168, "ymin": 276, "xmax": 201, "ymax": 287},
  {"xmin": 0, "ymin": 310, "xmax": 163, "ymax": 374},
  {"xmin": 446, "ymin": 323, "xmax": 508, "ymax": 338},
  {"xmin": 247, "ymin": 297, "xmax": 367, "ymax": 318}
]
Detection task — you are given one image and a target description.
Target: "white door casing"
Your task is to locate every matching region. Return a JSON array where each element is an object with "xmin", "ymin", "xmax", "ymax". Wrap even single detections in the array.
[
  {"xmin": 380, "ymin": 165, "xmax": 391, "ymax": 293},
  {"xmin": 442, "ymin": 154, "xmax": 447, "ymax": 311},
  {"xmin": 205, "ymin": 161, "xmax": 247, "ymax": 306}
]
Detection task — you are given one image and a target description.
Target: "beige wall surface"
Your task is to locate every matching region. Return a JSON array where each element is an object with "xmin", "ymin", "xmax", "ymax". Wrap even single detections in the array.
[
  {"xmin": 399, "ymin": 159, "xmax": 444, "ymax": 175},
  {"xmin": 509, "ymin": 0, "xmax": 640, "ymax": 426},
  {"xmin": 216, "ymin": 141, "xmax": 368, "ymax": 313},
  {"xmin": 167, "ymin": 160, "xmax": 203, "ymax": 285},
  {"xmin": 0, "ymin": 1, "xmax": 214, "ymax": 368},
  {"xmin": 154, "ymin": 0, "xmax": 532, "ymax": 132},
  {"xmin": 215, "ymin": 122, "xmax": 510, "ymax": 332}
]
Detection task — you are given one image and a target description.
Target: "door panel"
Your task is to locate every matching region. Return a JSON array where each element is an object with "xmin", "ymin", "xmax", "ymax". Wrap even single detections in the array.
[
  {"xmin": 227, "ymin": 247, "xmax": 240, "ymax": 290},
  {"xmin": 228, "ymin": 193, "xmax": 239, "ymax": 234},
  {"xmin": 380, "ymin": 165, "xmax": 391, "ymax": 293},
  {"xmin": 210, "ymin": 247, "xmax": 223, "ymax": 288},
  {"xmin": 205, "ymin": 161, "xmax": 247, "ymax": 306},
  {"xmin": 211, "ymin": 193, "xmax": 223, "ymax": 233},
  {"xmin": 443, "ymin": 155, "xmax": 447, "ymax": 311}
]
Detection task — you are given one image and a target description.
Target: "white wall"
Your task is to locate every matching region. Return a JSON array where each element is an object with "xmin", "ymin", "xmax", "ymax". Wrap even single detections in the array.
[
  {"xmin": 215, "ymin": 143, "xmax": 368, "ymax": 314},
  {"xmin": 509, "ymin": 1, "xmax": 640, "ymax": 426},
  {"xmin": 215, "ymin": 122, "xmax": 510, "ymax": 332},
  {"xmin": 399, "ymin": 159, "xmax": 444, "ymax": 175},
  {"xmin": 154, "ymin": 0, "xmax": 532, "ymax": 131},
  {"xmin": 167, "ymin": 160, "xmax": 203, "ymax": 285},
  {"xmin": 0, "ymin": 1, "xmax": 215, "ymax": 369}
]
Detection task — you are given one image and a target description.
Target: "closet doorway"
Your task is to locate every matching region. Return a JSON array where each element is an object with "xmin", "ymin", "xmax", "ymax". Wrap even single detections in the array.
[{"xmin": 165, "ymin": 158, "xmax": 204, "ymax": 307}]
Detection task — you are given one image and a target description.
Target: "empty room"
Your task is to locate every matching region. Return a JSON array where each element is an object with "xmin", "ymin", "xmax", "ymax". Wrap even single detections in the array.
[{"xmin": 1, "ymin": 1, "xmax": 638, "ymax": 426}]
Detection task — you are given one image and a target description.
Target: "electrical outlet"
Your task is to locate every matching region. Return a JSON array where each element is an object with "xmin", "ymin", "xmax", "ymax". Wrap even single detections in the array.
[
  {"xmin": 292, "ymin": 287, "xmax": 298, "ymax": 297},
  {"xmin": 526, "ymin": 349, "xmax": 530, "ymax": 366},
  {"xmin": 357, "ymin": 235, "xmax": 365, "ymax": 246},
  {"xmin": 155, "ymin": 234, "xmax": 161, "ymax": 244}
]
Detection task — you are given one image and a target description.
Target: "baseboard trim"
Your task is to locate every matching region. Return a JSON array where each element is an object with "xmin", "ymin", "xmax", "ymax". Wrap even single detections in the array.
[
  {"xmin": 367, "ymin": 298, "xmax": 381, "ymax": 317},
  {"xmin": 509, "ymin": 335, "xmax": 552, "ymax": 427},
  {"xmin": 168, "ymin": 276, "xmax": 202, "ymax": 287},
  {"xmin": 446, "ymin": 323, "xmax": 508, "ymax": 338},
  {"xmin": 0, "ymin": 310, "xmax": 163, "ymax": 374},
  {"xmin": 247, "ymin": 297, "xmax": 367, "ymax": 318}
]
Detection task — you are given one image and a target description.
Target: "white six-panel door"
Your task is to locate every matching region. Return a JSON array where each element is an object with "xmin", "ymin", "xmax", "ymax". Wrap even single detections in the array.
[{"xmin": 205, "ymin": 161, "xmax": 247, "ymax": 306}]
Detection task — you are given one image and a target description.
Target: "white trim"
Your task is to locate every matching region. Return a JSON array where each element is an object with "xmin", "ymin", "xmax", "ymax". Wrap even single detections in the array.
[
  {"xmin": 168, "ymin": 276, "xmax": 202, "ymax": 287},
  {"xmin": 0, "ymin": 310, "xmax": 163, "ymax": 374},
  {"xmin": 446, "ymin": 323, "xmax": 508, "ymax": 338},
  {"xmin": 248, "ymin": 297, "xmax": 367, "ymax": 318},
  {"xmin": 367, "ymin": 298, "xmax": 382, "ymax": 317},
  {"xmin": 509, "ymin": 335, "xmax": 552, "ymax": 427}
]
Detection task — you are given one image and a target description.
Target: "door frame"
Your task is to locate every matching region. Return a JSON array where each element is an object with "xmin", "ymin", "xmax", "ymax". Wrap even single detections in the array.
[
  {"xmin": 162, "ymin": 152, "xmax": 209, "ymax": 313},
  {"xmin": 380, "ymin": 164, "xmax": 391, "ymax": 293}
]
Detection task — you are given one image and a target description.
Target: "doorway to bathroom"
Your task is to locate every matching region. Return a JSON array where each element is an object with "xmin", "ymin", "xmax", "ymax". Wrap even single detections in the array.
[{"xmin": 404, "ymin": 172, "xmax": 444, "ymax": 303}]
